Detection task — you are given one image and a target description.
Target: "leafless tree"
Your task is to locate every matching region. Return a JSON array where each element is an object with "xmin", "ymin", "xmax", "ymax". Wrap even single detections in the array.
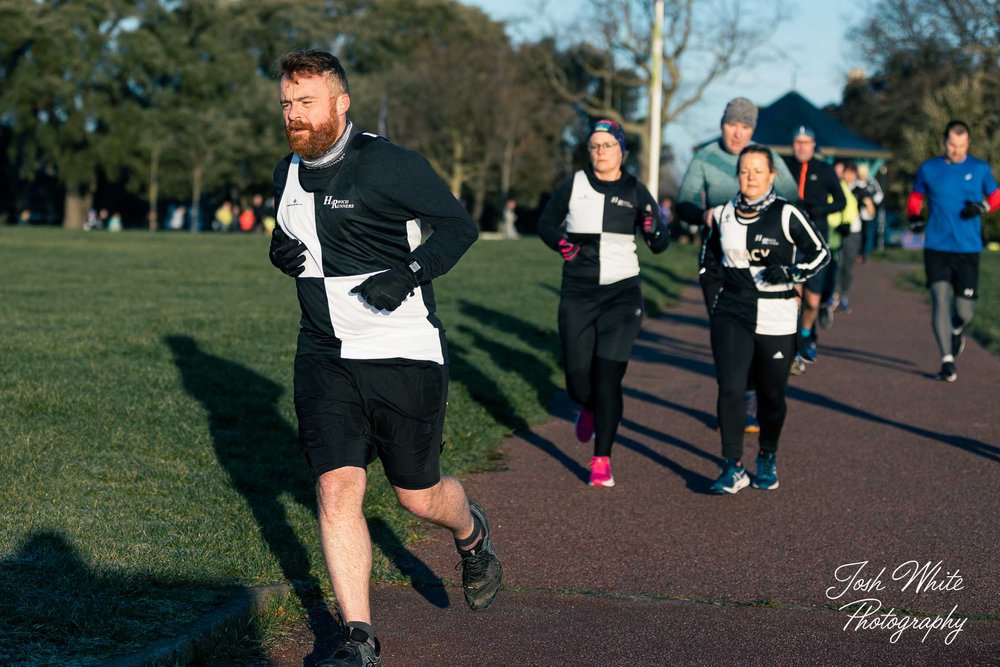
[{"xmin": 544, "ymin": 0, "xmax": 784, "ymax": 183}]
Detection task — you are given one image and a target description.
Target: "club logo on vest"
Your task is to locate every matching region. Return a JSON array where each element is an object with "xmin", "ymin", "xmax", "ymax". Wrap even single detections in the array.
[
  {"xmin": 727, "ymin": 248, "xmax": 771, "ymax": 262},
  {"xmin": 287, "ymin": 197, "xmax": 303, "ymax": 208},
  {"xmin": 609, "ymin": 195, "xmax": 634, "ymax": 209},
  {"xmin": 754, "ymin": 234, "xmax": 780, "ymax": 246},
  {"xmin": 324, "ymin": 196, "xmax": 355, "ymax": 209}
]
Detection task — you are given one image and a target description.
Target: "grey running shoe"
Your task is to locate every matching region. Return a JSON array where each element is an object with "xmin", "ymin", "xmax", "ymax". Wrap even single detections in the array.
[
  {"xmin": 457, "ymin": 501, "xmax": 502, "ymax": 611},
  {"xmin": 320, "ymin": 626, "xmax": 381, "ymax": 667},
  {"xmin": 790, "ymin": 355, "xmax": 807, "ymax": 376},
  {"xmin": 935, "ymin": 361, "xmax": 957, "ymax": 382}
]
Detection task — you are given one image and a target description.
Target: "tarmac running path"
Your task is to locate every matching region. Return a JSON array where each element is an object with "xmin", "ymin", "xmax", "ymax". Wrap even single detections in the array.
[{"xmin": 263, "ymin": 260, "xmax": 999, "ymax": 666}]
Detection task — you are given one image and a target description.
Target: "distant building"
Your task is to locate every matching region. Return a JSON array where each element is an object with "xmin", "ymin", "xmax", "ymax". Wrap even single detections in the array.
[{"xmin": 696, "ymin": 91, "xmax": 892, "ymax": 171}]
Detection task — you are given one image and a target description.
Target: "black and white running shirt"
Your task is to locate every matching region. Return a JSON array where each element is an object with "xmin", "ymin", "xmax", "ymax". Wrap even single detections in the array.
[
  {"xmin": 538, "ymin": 165, "xmax": 668, "ymax": 293},
  {"xmin": 700, "ymin": 198, "xmax": 829, "ymax": 335},
  {"xmin": 273, "ymin": 130, "xmax": 478, "ymax": 363}
]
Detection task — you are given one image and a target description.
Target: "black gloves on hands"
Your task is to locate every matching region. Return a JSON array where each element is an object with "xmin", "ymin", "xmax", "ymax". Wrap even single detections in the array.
[
  {"xmin": 908, "ymin": 214, "xmax": 925, "ymax": 233},
  {"xmin": 960, "ymin": 201, "xmax": 987, "ymax": 220},
  {"xmin": 351, "ymin": 267, "xmax": 419, "ymax": 312},
  {"xmin": 759, "ymin": 264, "xmax": 805, "ymax": 285},
  {"xmin": 269, "ymin": 226, "xmax": 308, "ymax": 277}
]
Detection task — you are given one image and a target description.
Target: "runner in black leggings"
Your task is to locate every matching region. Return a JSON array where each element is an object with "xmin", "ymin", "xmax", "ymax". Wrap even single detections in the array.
[
  {"xmin": 538, "ymin": 119, "xmax": 670, "ymax": 487},
  {"xmin": 700, "ymin": 144, "xmax": 829, "ymax": 494}
]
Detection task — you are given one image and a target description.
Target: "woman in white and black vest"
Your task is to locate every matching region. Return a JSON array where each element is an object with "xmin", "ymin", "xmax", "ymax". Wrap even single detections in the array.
[
  {"xmin": 538, "ymin": 119, "xmax": 670, "ymax": 488},
  {"xmin": 700, "ymin": 144, "xmax": 829, "ymax": 494}
]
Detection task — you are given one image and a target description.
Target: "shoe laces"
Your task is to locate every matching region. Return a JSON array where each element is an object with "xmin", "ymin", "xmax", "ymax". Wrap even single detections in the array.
[
  {"xmin": 728, "ymin": 459, "xmax": 747, "ymax": 475},
  {"xmin": 332, "ymin": 642, "xmax": 361, "ymax": 660},
  {"xmin": 331, "ymin": 638, "xmax": 378, "ymax": 664},
  {"xmin": 456, "ymin": 546, "xmax": 491, "ymax": 580}
]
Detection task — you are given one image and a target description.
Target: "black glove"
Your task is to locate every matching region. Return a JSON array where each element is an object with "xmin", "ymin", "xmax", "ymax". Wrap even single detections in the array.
[
  {"xmin": 759, "ymin": 264, "xmax": 806, "ymax": 285},
  {"xmin": 350, "ymin": 267, "xmax": 418, "ymax": 312},
  {"xmin": 960, "ymin": 201, "xmax": 987, "ymax": 220},
  {"xmin": 269, "ymin": 226, "xmax": 307, "ymax": 277},
  {"xmin": 907, "ymin": 214, "xmax": 924, "ymax": 233}
]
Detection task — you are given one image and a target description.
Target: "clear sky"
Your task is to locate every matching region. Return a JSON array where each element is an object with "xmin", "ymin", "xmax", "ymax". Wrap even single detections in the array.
[{"xmin": 464, "ymin": 0, "xmax": 871, "ymax": 169}]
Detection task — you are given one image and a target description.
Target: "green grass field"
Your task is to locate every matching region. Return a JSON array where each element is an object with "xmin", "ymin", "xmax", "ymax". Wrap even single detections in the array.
[{"xmin": 0, "ymin": 227, "xmax": 698, "ymax": 664}]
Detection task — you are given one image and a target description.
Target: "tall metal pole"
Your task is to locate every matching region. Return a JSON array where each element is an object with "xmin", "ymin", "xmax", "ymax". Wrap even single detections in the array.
[{"xmin": 647, "ymin": 0, "xmax": 665, "ymax": 198}]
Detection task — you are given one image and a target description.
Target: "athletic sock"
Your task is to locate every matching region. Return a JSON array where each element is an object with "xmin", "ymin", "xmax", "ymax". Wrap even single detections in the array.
[
  {"xmin": 346, "ymin": 621, "xmax": 376, "ymax": 641},
  {"xmin": 455, "ymin": 512, "xmax": 484, "ymax": 554},
  {"xmin": 942, "ymin": 354, "xmax": 954, "ymax": 364},
  {"xmin": 800, "ymin": 327, "xmax": 811, "ymax": 338}
]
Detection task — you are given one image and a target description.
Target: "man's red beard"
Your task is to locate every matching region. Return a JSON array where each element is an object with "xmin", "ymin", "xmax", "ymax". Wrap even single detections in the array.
[{"xmin": 285, "ymin": 117, "xmax": 341, "ymax": 159}]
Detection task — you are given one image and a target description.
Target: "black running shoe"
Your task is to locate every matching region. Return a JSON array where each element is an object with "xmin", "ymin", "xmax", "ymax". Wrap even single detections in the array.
[
  {"xmin": 951, "ymin": 331, "xmax": 966, "ymax": 358},
  {"xmin": 457, "ymin": 501, "xmax": 502, "ymax": 611},
  {"xmin": 320, "ymin": 626, "xmax": 382, "ymax": 667},
  {"xmin": 935, "ymin": 361, "xmax": 957, "ymax": 382}
]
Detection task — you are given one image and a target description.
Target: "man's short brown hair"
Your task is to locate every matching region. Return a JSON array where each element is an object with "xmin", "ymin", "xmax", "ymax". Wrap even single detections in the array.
[
  {"xmin": 943, "ymin": 120, "xmax": 969, "ymax": 140},
  {"xmin": 276, "ymin": 50, "xmax": 349, "ymax": 93}
]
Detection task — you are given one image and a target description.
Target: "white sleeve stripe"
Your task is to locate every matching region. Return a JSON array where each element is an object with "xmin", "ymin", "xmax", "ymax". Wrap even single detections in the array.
[{"xmin": 783, "ymin": 205, "xmax": 828, "ymax": 271}]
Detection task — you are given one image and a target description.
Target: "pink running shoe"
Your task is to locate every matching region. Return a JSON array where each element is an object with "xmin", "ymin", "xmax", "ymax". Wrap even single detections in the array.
[
  {"xmin": 574, "ymin": 408, "xmax": 596, "ymax": 443},
  {"xmin": 588, "ymin": 456, "xmax": 615, "ymax": 487}
]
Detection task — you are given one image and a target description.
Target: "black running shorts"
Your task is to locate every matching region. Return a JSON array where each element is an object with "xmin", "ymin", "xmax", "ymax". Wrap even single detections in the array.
[
  {"xmin": 803, "ymin": 264, "xmax": 828, "ymax": 295},
  {"xmin": 924, "ymin": 249, "xmax": 980, "ymax": 299},
  {"xmin": 294, "ymin": 355, "xmax": 447, "ymax": 490},
  {"xmin": 559, "ymin": 282, "xmax": 644, "ymax": 363}
]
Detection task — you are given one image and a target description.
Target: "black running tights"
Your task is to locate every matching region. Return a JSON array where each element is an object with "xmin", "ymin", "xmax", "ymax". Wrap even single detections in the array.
[
  {"xmin": 566, "ymin": 357, "xmax": 629, "ymax": 457},
  {"xmin": 710, "ymin": 314, "xmax": 795, "ymax": 461}
]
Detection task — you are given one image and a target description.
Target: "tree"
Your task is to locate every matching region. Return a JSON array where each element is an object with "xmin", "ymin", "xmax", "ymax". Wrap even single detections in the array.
[
  {"xmin": 834, "ymin": 0, "xmax": 1000, "ymax": 238},
  {"xmin": 346, "ymin": 0, "xmax": 573, "ymax": 222},
  {"xmin": 0, "ymin": 0, "xmax": 137, "ymax": 228},
  {"xmin": 543, "ymin": 0, "xmax": 784, "ymax": 186}
]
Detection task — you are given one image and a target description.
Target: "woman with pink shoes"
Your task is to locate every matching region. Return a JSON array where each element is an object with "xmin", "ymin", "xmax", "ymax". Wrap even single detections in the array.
[{"xmin": 538, "ymin": 119, "xmax": 670, "ymax": 487}]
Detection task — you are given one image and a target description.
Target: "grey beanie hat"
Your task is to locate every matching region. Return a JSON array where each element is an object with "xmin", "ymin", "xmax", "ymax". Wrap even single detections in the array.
[{"xmin": 721, "ymin": 97, "xmax": 758, "ymax": 128}]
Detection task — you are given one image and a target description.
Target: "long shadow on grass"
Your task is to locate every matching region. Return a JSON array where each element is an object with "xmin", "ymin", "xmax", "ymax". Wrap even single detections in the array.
[
  {"xmin": 639, "ymin": 261, "xmax": 698, "ymax": 292},
  {"xmin": 0, "ymin": 531, "xmax": 242, "ymax": 665},
  {"xmin": 449, "ymin": 327, "xmax": 588, "ymax": 483},
  {"xmin": 166, "ymin": 335, "xmax": 336, "ymax": 660}
]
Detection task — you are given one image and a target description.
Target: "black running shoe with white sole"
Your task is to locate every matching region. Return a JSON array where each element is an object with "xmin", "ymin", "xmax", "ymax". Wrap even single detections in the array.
[
  {"xmin": 457, "ymin": 501, "xmax": 502, "ymax": 611},
  {"xmin": 935, "ymin": 361, "xmax": 957, "ymax": 382},
  {"xmin": 320, "ymin": 627, "xmax": 382, "ymax": 667}
]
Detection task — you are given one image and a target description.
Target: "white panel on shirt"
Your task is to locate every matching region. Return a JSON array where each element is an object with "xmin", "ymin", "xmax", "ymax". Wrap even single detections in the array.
[
  {"xmin": 325, "ymin": 271, "xmax": 444, "ymax": 364},
  {"xmin": 406, "ymin": 218, "xmax": 422, "ymax": 250},
  {"xmin": 718, "ymin": 205, "xmax": 750, "ymax": 269},
  {"xmin": 276, "ymin": 156, "xmax": 324, "ymax": 278},
  {"xmin": 599, "ymin": 233, "xmax": 640, "ymax": 285},
  {"xmin": 756, "ymin": 299, "xmax": 798, "ymax": 336},
  {"xmin": 565, "ymin": 170, "xmax": 605, "ymax": 233}
]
